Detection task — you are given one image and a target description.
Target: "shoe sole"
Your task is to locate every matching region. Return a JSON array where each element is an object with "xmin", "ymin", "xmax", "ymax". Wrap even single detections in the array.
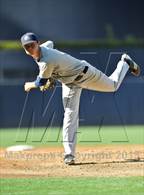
[
  {"xmin": 131, "ymin": 65, "xmax": 140, "ymax": 76},
  {"xmin": 124, "ymin": 57, "xmax": 140, "ymax": 76},
  {"xmin": 65, "ymin": 160, "xmax": 75, "ymax": 165}
]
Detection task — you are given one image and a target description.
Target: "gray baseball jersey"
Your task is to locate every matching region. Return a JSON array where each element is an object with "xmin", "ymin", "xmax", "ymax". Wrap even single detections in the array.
[
  {"xmin": 36, "ymin": 41, "xmax": 130, "ymax": 157},
  {"xmin": 36, "ymin": 41, "xmax": 86, "ymax": 84}
]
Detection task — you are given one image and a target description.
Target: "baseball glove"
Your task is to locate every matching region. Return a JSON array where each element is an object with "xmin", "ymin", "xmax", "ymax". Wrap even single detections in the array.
[{"xmin": 40, "ymin": 78, "xmax": 56, "ymax": 92}]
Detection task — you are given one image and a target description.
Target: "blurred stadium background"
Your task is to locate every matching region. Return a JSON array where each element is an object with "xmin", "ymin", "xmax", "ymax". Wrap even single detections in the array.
[{"xmin": 0, "ymin": 0, "xmax": 144, "ymax": 128}]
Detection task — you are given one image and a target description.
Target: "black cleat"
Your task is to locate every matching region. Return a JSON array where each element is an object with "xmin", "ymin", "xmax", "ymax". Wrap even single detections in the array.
[
  {"xmin": 121, "ymin": 54, "xmax": 140, "ymax": 76},
  {"xmin": 64, "ymin": 154, "xmax": 75, "ymax": 165}
]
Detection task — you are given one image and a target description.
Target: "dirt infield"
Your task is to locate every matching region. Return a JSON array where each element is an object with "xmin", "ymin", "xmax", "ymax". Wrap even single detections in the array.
[{"xmin": 0, "ymin": 145, "xmax": 144, "ymax": 178}]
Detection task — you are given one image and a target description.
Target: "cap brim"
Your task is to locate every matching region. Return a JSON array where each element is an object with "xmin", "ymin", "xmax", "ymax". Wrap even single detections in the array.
[{"xmin": 22, "ymin": 40, "xmax": 37, "ymax": 46}]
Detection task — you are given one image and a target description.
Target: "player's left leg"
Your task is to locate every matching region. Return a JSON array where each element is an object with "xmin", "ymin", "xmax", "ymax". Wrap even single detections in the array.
[{"xmin": 62, "ymin": 84, "xmax": 82, "ymax": 165}]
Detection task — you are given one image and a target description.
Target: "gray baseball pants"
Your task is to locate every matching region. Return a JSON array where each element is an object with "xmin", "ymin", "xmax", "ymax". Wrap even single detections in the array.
[{"xmin": 62, "ymin": 60, "xmax": 129, "ymax": 156}]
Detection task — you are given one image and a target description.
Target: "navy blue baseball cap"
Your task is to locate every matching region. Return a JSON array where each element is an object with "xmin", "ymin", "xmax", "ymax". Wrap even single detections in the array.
[{"xmin": 21, "ymin": 32, "xmax": 38, "ymax": 46}]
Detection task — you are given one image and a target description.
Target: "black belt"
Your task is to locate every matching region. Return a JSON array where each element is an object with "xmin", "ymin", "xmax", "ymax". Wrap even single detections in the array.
[{"xmin": 74, "ymin": 66, "xmax": 89, "ymax": 82}]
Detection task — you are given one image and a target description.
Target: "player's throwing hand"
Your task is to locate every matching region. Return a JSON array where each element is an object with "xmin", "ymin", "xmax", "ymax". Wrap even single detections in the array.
[{"xmin": 24, "ymin": 82, "xmax": 37, "ymax": 92}]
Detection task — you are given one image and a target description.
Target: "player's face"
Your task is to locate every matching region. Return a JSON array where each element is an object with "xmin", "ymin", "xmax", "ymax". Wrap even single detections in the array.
[{"xmin": 23, "ymin": 41, "xmax": 40, "ymax": 59}]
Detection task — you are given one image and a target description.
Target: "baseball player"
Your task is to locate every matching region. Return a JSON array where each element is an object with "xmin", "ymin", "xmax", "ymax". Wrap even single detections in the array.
[{"xmin": 21, "ymin": 32, "xmax": 140, "ymax": 165}]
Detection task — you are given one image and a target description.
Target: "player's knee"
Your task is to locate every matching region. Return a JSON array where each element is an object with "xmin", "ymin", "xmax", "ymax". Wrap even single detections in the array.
[
  {"xmin": 112, "ymin": 86, "xmax": 119, "ymax": 92},
  {"xmin": 113, "ymin": 82, "xmax": 119, "ymax": 92},
  {"xmin": 64, "ymin": 109, "xmax": 78, "ymax": 120}
]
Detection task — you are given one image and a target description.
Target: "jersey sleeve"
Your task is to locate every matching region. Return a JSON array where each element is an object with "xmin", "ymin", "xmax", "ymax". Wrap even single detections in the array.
[
  {"xmin": 41, "ymin": 41, "xmax": 54, "ymax": 49},
  {"xmin": 38, "ymin": 62, "xmax": 54, "ymax": 79},
  {"xmin": 35, "ymin": 77, "xmax": 48, "ymax": 87}
]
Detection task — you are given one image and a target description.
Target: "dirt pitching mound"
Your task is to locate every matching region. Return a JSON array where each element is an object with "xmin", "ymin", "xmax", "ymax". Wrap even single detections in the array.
[{"xmin": 0, "ymin": 145, "xmax": 144, "ymax": 178}]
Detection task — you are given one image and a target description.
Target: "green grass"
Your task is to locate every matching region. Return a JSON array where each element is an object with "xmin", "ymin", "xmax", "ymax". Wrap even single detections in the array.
[
  {"xmin": 0, "ymin": 126, "xmax": 143, "ymax": 147},
  {"xmin": 0, "ymin": 177, "xmax": 144, "ymax": 195},
  {"xmin": 0, "ymin": 127, "xmax": 143, "ymax": 195}
]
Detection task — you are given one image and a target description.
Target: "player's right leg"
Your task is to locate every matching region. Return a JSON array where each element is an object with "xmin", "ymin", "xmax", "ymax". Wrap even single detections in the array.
[
  {"xmin": 78, "ymin": 54, "xmax": 140, "ymax": 92},
  {"xmin": 78, "ymin": 60, "xmax": 128, "ymax": 92},
  {"xmin": 121, "ymin": 54, "xmax": 140, "ymax": 76}
]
